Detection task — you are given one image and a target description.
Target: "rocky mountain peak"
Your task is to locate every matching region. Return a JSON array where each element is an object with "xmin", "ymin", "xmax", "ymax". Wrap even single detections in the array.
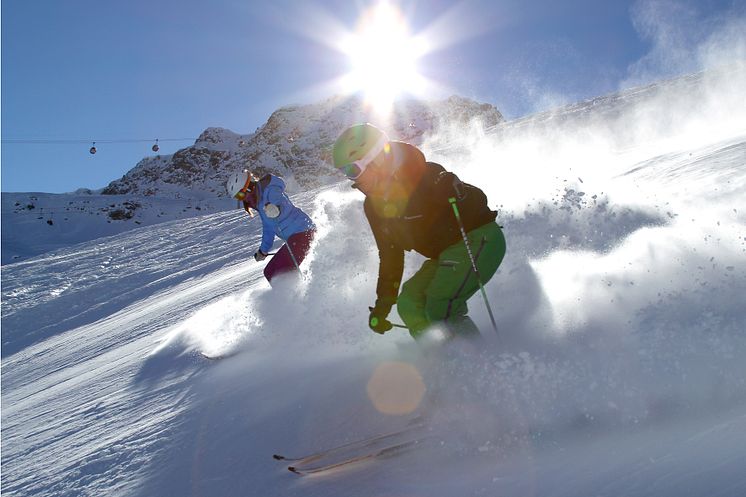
[{"xmin": 101, "ymin": 95, "xmax": 504, "ymax": 197}]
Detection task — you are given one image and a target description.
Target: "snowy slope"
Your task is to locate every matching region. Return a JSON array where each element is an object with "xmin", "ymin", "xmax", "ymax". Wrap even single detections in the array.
[
  {"xmin": 0, "ymin": 192, "xmax": 235, "ymax": 265},
  {"xmin": 3, "ymin": 65, "xmax": 746, "ymax": 497}
]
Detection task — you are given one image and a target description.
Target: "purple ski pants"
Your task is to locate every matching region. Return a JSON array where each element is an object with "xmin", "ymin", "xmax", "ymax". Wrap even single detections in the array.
[{"xmin": 264, "ymin": 229, "xmax": 315, "ymax": 284}]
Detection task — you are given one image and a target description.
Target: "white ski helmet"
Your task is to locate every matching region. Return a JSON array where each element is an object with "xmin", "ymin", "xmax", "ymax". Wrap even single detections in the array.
[{"xmin": 226, "ymin": 170, "xmax": 252, "ymax": 199}]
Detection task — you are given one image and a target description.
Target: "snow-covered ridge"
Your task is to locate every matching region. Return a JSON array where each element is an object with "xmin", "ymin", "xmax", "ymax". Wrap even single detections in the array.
[{"xmin": 426, "ymin": 64, "xmax": 746, "ymax": 165}]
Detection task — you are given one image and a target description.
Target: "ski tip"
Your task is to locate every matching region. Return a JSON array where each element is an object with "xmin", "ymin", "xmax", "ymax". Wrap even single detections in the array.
[{"xmin": 272, "ymin": 454, "xmax": 284, "ymax": 460}]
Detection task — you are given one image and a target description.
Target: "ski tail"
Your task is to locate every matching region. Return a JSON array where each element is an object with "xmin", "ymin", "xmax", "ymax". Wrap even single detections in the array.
[
  {"xmin": 287, "ymin": 435, "xmax": 432, "ymax": 476},
  {"xmin": 272, "ymin": 415, "xmax": 425, "ymax": 465}
]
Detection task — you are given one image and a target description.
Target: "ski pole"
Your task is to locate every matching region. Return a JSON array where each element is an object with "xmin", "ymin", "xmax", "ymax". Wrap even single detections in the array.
[
  {"xmin": 285, "ymin": 235, "xmax": 306, "ymax": 280},
  {"xmin": 286, "ymin": 229, "xmax": 316, "ymax": 279},
  {"xmin": 287, "ymin": 243, "xmax": 301, "ymax": 273},
  {"xmin": 448, "ymin": 197, "xmax": 499, "ymax": 336}
]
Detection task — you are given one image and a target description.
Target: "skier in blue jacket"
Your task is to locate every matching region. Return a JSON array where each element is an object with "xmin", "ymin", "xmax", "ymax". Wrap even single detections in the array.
[{"xmin": 226, "ymin": 170, "xmax": 316, "ymax": 284}]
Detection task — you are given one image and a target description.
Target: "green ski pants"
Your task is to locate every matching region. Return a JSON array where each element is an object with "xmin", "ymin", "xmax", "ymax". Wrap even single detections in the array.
[{"xmin": 397, "ymin": 222, "xmax": 506, "ymax": 339}]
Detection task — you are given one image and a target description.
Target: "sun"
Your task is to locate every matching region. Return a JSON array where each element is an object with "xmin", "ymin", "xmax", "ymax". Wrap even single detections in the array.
[{"xmin": 339, "ymin": 1, "xmax": 429, "ymax": 114}]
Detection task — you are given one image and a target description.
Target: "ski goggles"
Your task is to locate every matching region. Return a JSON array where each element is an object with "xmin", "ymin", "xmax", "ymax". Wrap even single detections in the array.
[
  {"xmin": 339, "ymin": 135, "xmax": 388, "ymax": 180},
  {"xmin": 234, "ymin": 176, "xmax": 255, "ymax": 201}
]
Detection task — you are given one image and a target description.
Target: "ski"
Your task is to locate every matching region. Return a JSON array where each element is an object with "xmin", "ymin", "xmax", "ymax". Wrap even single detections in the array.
[
  {"xmin": 200, "ymin": 351, "xmax": 238, "ymax": 361},
  {"xmin": 272, "ymin": 415, "xmax": 425, "ymax": 465},
  {"xmin": 287, "ymin": 435, "xmax": 431, "ymax": 476}
]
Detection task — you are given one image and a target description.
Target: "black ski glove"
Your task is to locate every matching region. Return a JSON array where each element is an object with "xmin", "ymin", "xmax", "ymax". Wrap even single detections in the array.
[
  {"xmin": 254, "ymin": 249, "xmax": 267, "ymax": 262},
  {"xmin": 368, "ymin": 305, "xmax": 393, "ymax": 334}
]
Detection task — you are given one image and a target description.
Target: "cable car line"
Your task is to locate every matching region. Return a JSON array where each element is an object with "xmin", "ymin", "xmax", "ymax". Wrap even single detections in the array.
[
  {"xmin": 2, "ymin": 137, "xmax": 195, "ymax": 155},
  {"xmin": 2, "ymin": 137, "xmax": 195, "ymax": 144}
]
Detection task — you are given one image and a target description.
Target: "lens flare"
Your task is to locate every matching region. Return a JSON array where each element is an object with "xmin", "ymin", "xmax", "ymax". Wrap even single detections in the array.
[{"xmin": 366, "ymin": 360, "xmax": 426, "ymax": 415}]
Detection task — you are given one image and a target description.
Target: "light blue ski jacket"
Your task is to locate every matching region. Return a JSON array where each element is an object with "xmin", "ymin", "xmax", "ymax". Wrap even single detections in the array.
[{"xmin": 255, "ymin": 175, "xmax": 315, "ymax": 254}]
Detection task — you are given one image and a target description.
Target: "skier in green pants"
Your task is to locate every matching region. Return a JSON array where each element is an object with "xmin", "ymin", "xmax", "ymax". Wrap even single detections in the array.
[{"xmin": 332, "ymin": 123, "xmax": 506, "ymax": 340}]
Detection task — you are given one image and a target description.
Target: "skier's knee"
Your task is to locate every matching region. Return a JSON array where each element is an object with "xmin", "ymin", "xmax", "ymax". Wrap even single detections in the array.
[{"xmin": 424, "ymin": 298, "xmax": 464, "ymax": 323}]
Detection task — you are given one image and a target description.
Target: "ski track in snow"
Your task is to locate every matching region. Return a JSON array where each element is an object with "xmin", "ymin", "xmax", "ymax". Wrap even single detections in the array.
[
  {"xmin": 3, "ymin": 103, "xmax": 746, "ymax": 495},
  {"xmin": 1, "ymin": 212, "xmax": 263, "ymax": 496}
]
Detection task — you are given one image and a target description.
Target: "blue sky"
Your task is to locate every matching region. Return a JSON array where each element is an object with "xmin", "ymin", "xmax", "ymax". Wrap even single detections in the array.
[{"xmin": 2, "ymin": 0, "xmax": 742, "ymax": 193}]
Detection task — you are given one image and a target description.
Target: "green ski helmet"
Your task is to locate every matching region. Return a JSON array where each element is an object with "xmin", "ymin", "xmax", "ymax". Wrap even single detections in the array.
[{"xmin": 332, "ymin": 123, "xmax": 390, "ymax": 180}]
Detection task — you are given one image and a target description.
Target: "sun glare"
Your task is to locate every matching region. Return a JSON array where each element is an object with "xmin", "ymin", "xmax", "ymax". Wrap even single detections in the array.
[{"xmin": 340, "ymin": 1, "xmax": 429, "ymax": 114}]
